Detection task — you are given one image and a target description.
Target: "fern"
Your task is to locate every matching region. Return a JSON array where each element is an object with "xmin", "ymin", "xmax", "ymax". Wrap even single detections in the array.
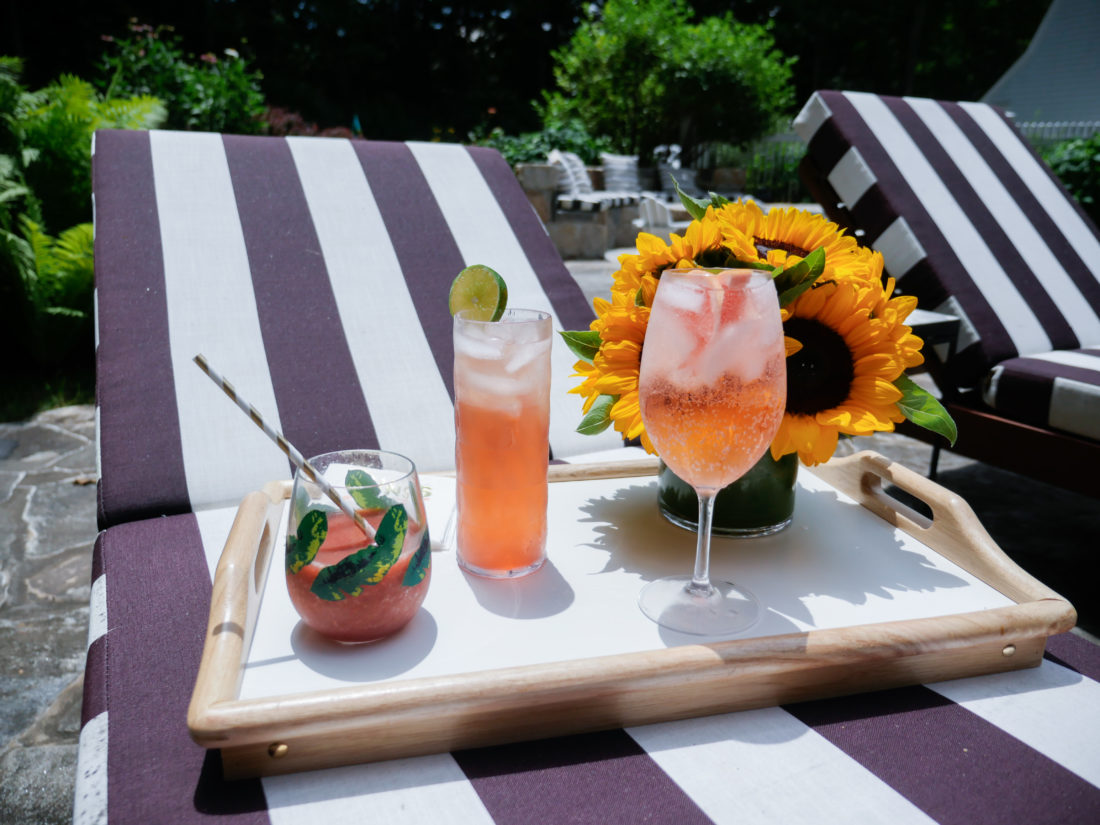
[
  {"xmin": 93, "ymin": 95, "xmax": 166, "ymax": 130},
  {"xmin": 18, "ymin": 216, "xmax": 94, "ymax": 315},
  {"xmin": 0, "ymin": 57, "xmax": 167, "ymax": 366},
  {"xmin": 14, "ymin": 69, "xmax": 166, "ymax": 232}
]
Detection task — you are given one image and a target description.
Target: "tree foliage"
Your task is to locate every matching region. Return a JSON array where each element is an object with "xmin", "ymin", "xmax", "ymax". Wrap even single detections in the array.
[
  {"xmin": 1043, "ymin": 132, "xmax": 1100, "ymax": 226},
  {"xmin": 100, "ymin": 21, "xmax": 265, "ymax": 135},
  {"xmin": 0, "ymin": 57, "xmax": 165, "ymax": 367},
  {"xmin": 546, "ymin": 0, "xmax": 795, "ymax": 163},
  {"xmin": 700, "ymin": 0, "xmax": 1049, "ymax": 106},
  {"xmin": 2, "ymin": 1, "xmax": 1051, "ymax": 143}
]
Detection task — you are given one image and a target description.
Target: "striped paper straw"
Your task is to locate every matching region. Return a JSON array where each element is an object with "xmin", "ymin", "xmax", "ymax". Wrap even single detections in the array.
[{"xmin": 193, "ymin": 354, "xmax": 374, "ymax": 540}]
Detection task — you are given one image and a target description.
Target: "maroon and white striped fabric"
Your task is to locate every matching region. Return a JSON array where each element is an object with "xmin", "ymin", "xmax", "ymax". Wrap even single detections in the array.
[
  {"xmin": 92, "ymin": 129, "xmax": 622, "ymax": 529},
  {"xmin": 81, "ymin": 128, "xmax": 1100, "ymax": 825},
  {"xmin": 76, "ymin": 501, "xmax": 1100, "ymax": 825},
  {"xmin": 794, "ymin": 91, "xmax": 1100, "ymax": 395},
  {"xmin": 983, "ymin": 348, "xmax": 1100, "ymax": 439}
]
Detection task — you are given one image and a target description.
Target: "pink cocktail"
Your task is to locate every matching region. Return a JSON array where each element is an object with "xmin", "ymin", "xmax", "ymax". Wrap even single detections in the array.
[{"xmin": 638, "ymin": 269, "xmax": 786, "ymax": 634}]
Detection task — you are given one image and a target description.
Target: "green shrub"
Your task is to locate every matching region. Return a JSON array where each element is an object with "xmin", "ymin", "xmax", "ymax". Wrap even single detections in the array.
[
  {"xmin": 100, "ymin": 21, "xmax": 265, "ymax": 135},
  {"xmin": 1043, "ymin": 132, "xmax": 1100, "ymax": 226},
  {"xmin": 546, "ymin": 0, "xmax": 795, "ymax": 165},
  {"xmin": 474, "ymin": 116, "xmax": 614, "ymax": 166},
  {"xmin": 0, "ymin": 56, "xmax": 165, "ymax": 368},
  {"xmin": 742, "ymin": 139, "xmax": 809, "ymax": 203},
  {"xmin": 15, "ymin": 73, "xmax": 164, "ymax": 231}
]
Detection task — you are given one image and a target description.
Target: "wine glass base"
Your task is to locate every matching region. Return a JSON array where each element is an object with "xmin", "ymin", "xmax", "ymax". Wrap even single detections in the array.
[{"xmin": 639, "ymin": 576, "xmax": 760, "ymax": 635}]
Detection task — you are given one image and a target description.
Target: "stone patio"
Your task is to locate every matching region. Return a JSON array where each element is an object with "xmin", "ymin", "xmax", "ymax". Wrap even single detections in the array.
[{"xmin": 0, "ymin": 406, "xmax": 96, "ymax": 825}]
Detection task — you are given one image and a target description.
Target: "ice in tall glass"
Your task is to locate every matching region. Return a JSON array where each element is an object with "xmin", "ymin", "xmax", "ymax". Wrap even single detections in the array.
[{"xmin": 453, "ymin": 308, "xmax": 552, "ymax": 578}]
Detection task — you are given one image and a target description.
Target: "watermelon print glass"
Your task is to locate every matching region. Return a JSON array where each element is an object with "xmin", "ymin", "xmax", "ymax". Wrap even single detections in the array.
[{"xmin": 285, "ymin": 449, "xmax": 431, "ymax": 643}]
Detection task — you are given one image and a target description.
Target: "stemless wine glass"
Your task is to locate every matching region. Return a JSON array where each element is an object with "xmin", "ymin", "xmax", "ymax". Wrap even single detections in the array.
[
  {"xmin": 638, "ymin": 268, "xmax": 786, "ymax": 634},
  {"xmin": 285, "ymin": 449, "xmax": 431, "ymax": 643}
]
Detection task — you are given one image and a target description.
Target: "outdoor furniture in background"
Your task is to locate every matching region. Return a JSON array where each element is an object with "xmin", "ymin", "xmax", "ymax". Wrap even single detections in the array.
[
  {"xmin": 636, "ymin": 194, "xmax": 692, "ymax": 239},
  {"xmin": 514, "ymin": 150, "xmax": 640, "ymax": 259},
  {"xmin": 795, "ymin": 90, "xmax": 1100, "ymax": 497},
  {"xmin": 78, "ymin": 128, "xmax": 1100, "ymax": 825}
]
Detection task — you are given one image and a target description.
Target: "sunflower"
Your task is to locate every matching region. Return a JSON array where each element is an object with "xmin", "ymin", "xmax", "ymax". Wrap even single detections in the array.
[
  {"xmin": 771, "ymin": 252, "xmax": 926, "ymax": 465},
  {"xmin": 714, "ymin": 200, "xmax": 877, "ymax": 283},
  {"xmin": 568, "ymin": 292, "xmax": 655, "ymax": 452},
  {"xmin": 564, "ymin": 198, "xmax": 943, "ymax": 466},
  {"xmin": 612, "ymin": 216, "xmax": 725, "ymax": 302}
]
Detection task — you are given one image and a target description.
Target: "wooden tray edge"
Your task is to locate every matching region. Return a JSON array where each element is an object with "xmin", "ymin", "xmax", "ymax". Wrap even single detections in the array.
[{"xmin": 188, "ymin": 452, "xmax": 1077, "ymax": 778}]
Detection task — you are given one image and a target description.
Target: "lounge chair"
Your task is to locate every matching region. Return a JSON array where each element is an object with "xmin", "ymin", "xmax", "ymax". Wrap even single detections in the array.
[
  {"xmin": 794, "ymin": 90, "xmax": 1100, "ymax": 497},
  {"xmin": 77, "ymin": 128, "xmax": 1100, "ymax": 824},
  {"xmin": 637, "ymin": 193, "xmax": 693, "ymax": 239},
  {"xmin": 78, "ymin": 129, "xmax": 624, "ymax": 822}
]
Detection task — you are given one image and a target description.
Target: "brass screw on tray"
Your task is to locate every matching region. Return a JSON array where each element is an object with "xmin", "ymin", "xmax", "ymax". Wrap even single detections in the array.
[
  {"xmin": 1002, "ymin": 644, "xmax": 1016, "ymax": 657},
  {"xmin": 268, "ymin": 742, "xmax": 289, "ymax": 759}
]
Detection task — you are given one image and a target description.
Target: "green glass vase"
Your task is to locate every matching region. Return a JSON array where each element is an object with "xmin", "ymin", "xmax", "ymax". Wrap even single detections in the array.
[{"xmin": 657, "ymin": 451, "xmax": 798, "ymax": 537}]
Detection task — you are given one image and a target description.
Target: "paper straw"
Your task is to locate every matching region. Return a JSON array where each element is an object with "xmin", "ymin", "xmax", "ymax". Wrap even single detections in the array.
[{"xmin": 193, "ymin": 354, "xmax": 374, "ymax": 540}]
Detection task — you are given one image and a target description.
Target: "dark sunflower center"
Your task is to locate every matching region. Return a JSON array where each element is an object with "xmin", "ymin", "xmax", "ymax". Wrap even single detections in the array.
[
  {"xmin": 755, "ymin": 236, "xmax": 811, "ymax": 259},
  {"xmin": 784, "ymin": 317, "xmax": 855, "ymax": 415}
]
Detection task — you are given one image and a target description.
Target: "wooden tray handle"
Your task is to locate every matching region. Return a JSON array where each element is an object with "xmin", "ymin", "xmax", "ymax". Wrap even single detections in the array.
[
  {"xmin": 188, "ymin": 481, "xmax": 288, "ymax": 726},
  {"xmin": 810, "ymin": 451, "xmax": 1070, "ymax": 607}
]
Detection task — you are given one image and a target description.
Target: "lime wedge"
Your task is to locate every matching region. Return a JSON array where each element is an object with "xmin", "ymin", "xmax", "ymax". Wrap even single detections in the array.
[{"xmin": 449, "ymin": 265, "xmax": 508, "ymax": 321}]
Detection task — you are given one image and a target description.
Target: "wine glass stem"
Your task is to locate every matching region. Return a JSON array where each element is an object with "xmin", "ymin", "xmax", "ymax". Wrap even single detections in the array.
[{"xmin": 689, "ymin": 489, "xmax": 718, "ymax": 596}]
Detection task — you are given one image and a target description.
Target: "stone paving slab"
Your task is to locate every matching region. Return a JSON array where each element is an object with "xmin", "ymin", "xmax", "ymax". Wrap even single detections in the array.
[{"xmin": 0, "ymin": 405, "xmax": 96, "ymax": 825}]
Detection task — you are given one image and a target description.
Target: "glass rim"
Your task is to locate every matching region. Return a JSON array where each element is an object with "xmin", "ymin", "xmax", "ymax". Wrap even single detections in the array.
[
  {"xmin": 454, "ymin": 307, "xmax": 552, "ymax": 326},
  {"xmin": 661, "ymin": 267, "xmax": 774, "ymax": 290},
  {"xmin": 296, "ymin": 448, "xmax": 417, "ymax": 489}
]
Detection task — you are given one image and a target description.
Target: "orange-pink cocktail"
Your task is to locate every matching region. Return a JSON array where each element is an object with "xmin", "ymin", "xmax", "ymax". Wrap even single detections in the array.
[
  {"xmin": 453, "ymin": 308, "xmax": 552, "ymax": 577},
  {"xmin": 638, "ymin": 268, "xmax": 786, "ymax": 634}
]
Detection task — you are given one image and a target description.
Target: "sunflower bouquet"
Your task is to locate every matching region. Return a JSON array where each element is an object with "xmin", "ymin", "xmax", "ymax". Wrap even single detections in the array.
[{"xmin": 561, "ymin": 191, "xmax": 956, "ymax": 467}]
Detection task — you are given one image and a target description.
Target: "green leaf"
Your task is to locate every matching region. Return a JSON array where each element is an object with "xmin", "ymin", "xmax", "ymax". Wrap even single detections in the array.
[
  {"xmin": 634, "ymin": 286, "xmax": 646, "ymax": 306},
  {"xmin": 774, "ymin": 246, "xmax": 826, "ymax": 308},
  {"xmin": 286, "ymin": 509, "xmax": 327, "ymax": 574},
  {"xmin": 401, "ymin": 530, "xmax": 432, "ymax": 586},
  {"xmin": 894, "ymin": 375, "xmax": 957, "ymax": 446},
  {"xmin": 674, "ymin": 177, "xmax": 711, "ymax": 221},
  {"xmin": 674, "ymin": 178, "xmax": 733, "ymax": 221},
  {"xmin": 310, "ymin": 505, "xmax": 408, "ymax": 600},
  {"xmin": 777, "ymin": 280, "xmax": 817, "ymax": 308},
  {"xmin": 345, "ymin": 469, "xmax": 399, "ymax": 511},
  {"xmin": 577, "ymin": 394, "xmax": 615, "ymax": 435},
  {"xmin": 705, "ymin": 191, "xmax": 731, "ymax": 209},
  {"xmin": 559, "ymin": 329, "xmax": 602, "ymax": 363}
]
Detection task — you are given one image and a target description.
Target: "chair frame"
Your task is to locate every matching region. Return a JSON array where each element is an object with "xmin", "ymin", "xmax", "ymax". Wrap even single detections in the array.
[{"xmin": 800, "ymin": 153, "xmax": 1100, "ymax": 499}]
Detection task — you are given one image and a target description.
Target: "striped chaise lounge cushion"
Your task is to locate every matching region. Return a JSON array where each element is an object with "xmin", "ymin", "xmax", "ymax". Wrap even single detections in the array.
[
  {"xmin": 793, "ymin": 91, "xmax": 1100, "ymax": 441},
  {"xmin": 92, "ymin": 130, "xmax": 622, "ymax": 529},
  {"xmin": 984, "ymin": 348, "xmax": 1100, "ymax": 441}
]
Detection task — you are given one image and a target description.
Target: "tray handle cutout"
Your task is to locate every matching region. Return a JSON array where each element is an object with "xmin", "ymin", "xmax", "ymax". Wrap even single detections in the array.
[{"xmin": 811, "ymin": 451, "xmax": 1073, "ymax": 608}]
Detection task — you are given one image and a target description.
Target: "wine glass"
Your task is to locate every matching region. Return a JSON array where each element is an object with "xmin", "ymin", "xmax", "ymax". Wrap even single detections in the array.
[{"xmin": 638, "ymin": 268, "xmax": 786, "ymax": 635}]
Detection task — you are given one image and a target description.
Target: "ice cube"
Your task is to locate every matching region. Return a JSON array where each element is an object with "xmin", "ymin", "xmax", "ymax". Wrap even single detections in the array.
[
  {"xmin": 504, "ymin": 339, "xmax": 551, "ymax": 374},
  {"xmin": 657, "ymin": 279, "xmax": 707, "ymax": 315},
  {"xmin": 454, "ymin": 331, "xmax": 505, "ymax": 362},
  {"xmin": 459, "ymin": 365, "xmax": 527, "ymax": 402}
]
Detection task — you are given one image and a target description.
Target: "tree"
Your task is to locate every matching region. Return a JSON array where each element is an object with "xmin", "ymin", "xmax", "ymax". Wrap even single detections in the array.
[
  {"xmin": 706, "ymin": 0, "xmax": 1050, "ymax": 105},
  {"xmin": 545, "ymin": 0, "xmax": 795, "ymax": 163}
]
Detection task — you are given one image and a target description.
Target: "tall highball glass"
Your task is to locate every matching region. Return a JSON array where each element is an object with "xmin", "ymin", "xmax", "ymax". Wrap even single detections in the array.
[{"xmin": 453, "ymin": 308, "xmax": 552, "ymax": 578}]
